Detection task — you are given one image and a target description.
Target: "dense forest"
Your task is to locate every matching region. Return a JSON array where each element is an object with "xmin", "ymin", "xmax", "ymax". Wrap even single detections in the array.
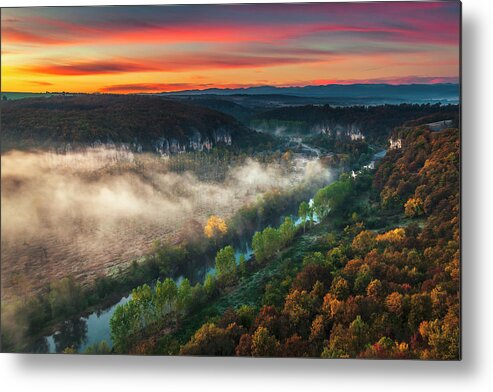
[
  {"xmin": 168, "ymin": 96, "xmax": 256, "ymax": 124},
  {"xmin": 1, "ymin": 95, "xmax": 273, "ymax": 152},
  {"xmin": 251, "ymin": 104, "xmax": 459, "ymax": 142},
  {"xmin": 106, "ymin": 122, "xmax": 459, "ymax": 359}
]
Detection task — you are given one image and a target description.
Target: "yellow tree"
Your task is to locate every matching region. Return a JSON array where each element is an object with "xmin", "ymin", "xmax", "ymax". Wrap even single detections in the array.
[
  {"xmin": 404, "ymin": 197, "xmax": 424, "ymax": 217},
  {"xmin": 376, "ymin": 228, "xmax": 405, "ymax": 244},
  {"xmin": 204, "ymin": 215, "xmax": 228, "ymax": 244}
]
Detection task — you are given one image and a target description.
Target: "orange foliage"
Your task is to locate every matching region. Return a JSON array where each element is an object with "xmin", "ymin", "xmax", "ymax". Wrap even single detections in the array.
[
  {"xmin": 376, "ymin": 228, "xmax": 406, "ymax": 244},
  {"xmin": 385, "ymin": 292, "xmax": 403, "ymax": 315},
  {"xmin": 404, "ymin": 197, "xmax": 424, "ymax": 217},
  {"xmin": 204, "ymin": 215, "xmax": 228, "ymax": 239}
]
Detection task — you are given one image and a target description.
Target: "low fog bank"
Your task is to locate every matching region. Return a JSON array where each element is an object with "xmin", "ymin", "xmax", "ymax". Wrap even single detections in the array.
[{"xmin": 1, "ymin": 147, "xmax": 331, "ymax": 300}]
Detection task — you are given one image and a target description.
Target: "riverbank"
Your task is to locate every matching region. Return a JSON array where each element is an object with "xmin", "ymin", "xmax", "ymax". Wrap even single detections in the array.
[
  {"xmin": 20, "ymin": 160, "xmax": 333, "ymax": 353},
  {"xmin": 5, "ymin": 147, "xmax": 385, "ymax": 353},
  {"xmin": 109, "ymin": 148, "xmax": 387, "ymax": 354},
  {"xmin": 37, "ymin": 193, "xmax": 320, "ymax": 353}
]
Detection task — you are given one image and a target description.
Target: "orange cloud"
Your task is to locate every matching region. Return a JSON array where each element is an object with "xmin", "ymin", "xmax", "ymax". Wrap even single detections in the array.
[
  {"xmin": 18, "ymin": 52, "xmax": 326, "ymax": 76},
  {"xmin": 2, "ymin": 26, "xmax": 68, "ymax": 45},
  {"xmin": 3, "ymin": 21, "xmax": 459, "ymax": 47},
  {"xmin": 20, "ymin": 60, "xmax": 163, "ymax": 76},
  {"xmin": 28, "ymin": 81, "xmax": 54, "ymax": 86},
  {"xmin": 1, "ymin": 3, "xmax": 459, "ymax": 93}
]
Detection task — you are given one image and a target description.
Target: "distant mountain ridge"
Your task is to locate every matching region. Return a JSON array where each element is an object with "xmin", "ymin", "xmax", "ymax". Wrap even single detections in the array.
[{"xmin": 161, "ymin": 83, "xmax": 459, "ymax": 102}]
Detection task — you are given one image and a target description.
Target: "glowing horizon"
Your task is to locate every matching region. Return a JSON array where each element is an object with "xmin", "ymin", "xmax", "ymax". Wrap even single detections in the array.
[{"xmin": 1, "ymin": 2, "xmax": 460, "ymax": 94}]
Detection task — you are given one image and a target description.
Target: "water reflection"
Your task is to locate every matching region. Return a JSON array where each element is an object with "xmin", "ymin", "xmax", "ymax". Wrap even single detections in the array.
[
  {"xmin": 38, "ymin": 224, "xmax": 294, "ymax": 352},
  {"xmin": 52, "ymin": 318, "xmax": 88, "ymax": 352}
]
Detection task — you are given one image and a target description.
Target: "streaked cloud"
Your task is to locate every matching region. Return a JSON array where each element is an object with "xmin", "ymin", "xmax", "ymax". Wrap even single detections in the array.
[
  {"xmin": 19, "ymin": 60, "xmax": 163, "ymax": 76},
  {"xmin": 1, "ymin": 2, "xmax": 460, "ymax": 93}
]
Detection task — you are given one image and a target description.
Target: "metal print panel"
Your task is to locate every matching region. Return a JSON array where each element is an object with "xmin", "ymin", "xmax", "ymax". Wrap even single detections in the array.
[{"xmin": 0, "ymin": 1, "xmax": 461, "ymax": 358}]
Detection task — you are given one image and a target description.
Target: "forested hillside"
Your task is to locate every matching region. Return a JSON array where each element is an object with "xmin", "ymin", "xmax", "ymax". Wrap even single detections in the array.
[
  {"xmin": 113, "ymin": 123, "xmax": 460, "ymax": 359},
  {"xmin": 1, "ymin": 95, "xmax": 273, "ymax": 152},
  {"xmin": 251, "ymin": 104, "xmax": 459, "ymax": 142},
  {"xmin": 167, "ymin": 97, "xmax": 256, "ymax": 123}
]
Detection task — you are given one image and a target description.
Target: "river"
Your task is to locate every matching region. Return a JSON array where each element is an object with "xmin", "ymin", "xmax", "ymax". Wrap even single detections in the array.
[
  {"xmin": 34, "ymin": 149, "xmax": 385, "ymax": 353},
  {"xmin": 33, "ymin": 199, "xmax": 316, "ymax": 353}
]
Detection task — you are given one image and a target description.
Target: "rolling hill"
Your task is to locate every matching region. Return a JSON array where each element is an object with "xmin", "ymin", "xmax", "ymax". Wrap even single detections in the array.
[
  {"xmin": 1, "ymin": 94, "xmax": 272, "ymax": 152},
  {"xmin": 162, "ymin": 83, "xmax": 459, "ymax": 103}
]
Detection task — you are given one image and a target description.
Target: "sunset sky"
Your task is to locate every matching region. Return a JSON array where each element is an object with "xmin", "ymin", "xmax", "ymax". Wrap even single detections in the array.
[{"xmin": 1, "ymin": 1, "xmax": 460, "ymax": 93}]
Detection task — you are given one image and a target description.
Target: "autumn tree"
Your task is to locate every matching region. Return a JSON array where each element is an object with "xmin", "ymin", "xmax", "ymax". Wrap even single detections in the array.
[
  {"xmin": 351, "ymin": 230, "xmax": 377, "ymax": 255},
  {"xmin": 385, "ymin": 292, "xmax": 403, "ymax": 316},
  {"xmin": 376, "ymin": 228, "xmax": 406, "ymax": 246},
  {"xmin": 366, "ymin": 279, "xmax": 383, "ymax": 298},
  {"xmin": 180, "ymin": 323, "xmax": 235, "ymax": 356},
  {"xmin": 253, "ymin": 305, "xmax": 284, "ymax": 339},
  {"xmin": 204, "ymin": 215, "xmax": 228, "ymax": 244},
  {"xmin": 292, "ymin": 263, "xmax": 331, "ymax": 293},
  {"xmin": 321, "ymin": 323, "xmax": 352, "ymax": 358},
  {"xmin": 359, "ymin": 336, "xmax": 411, "ymax": 359},
  {"xmin": 418, "ymin": 305, "xmax": 459, "ymax": 360},
  {"xmin": 251, "ymin": 326, "xmax": 280, "ymax": 357},
  {"xmin": 330, "ymin": 277, "xmax": 350, "ymax": 300},
  {"xmin": 353, "ymin": 264, "xmax": 373, "ymax": 294},
  {"xmin": 309, "ymin": 314, "xmax": 327, "ymax": 351},
  {"xmin": 235, "ymin": 333, "xmax": 253, "ymax": 356},
  {"xmin": 283, "ymin": 289, "xmax": 315, "ymax": 328},
  {"xmin": 408, "ymin": 293, "xmax": 432, "ymax": 330},
  {"xmin": 283, "ymin": 334, "xmax": 310, "ymax": 357},
  {"xmin": 404, "ymin": 197, "xmax": 424, "ymax": 217},
  {"xmin": 321, "ymin": 292, "xmax": 341, "ymax": 319},
  {"xmin": 430, "ymin": 285, "xmax": 448, "ymax": 319}
]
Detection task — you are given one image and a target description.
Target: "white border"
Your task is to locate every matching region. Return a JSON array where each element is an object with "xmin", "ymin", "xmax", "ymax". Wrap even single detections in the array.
[{"xmin": 2, "ymin": 1, "xmax": 493, "ymax": 391}]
